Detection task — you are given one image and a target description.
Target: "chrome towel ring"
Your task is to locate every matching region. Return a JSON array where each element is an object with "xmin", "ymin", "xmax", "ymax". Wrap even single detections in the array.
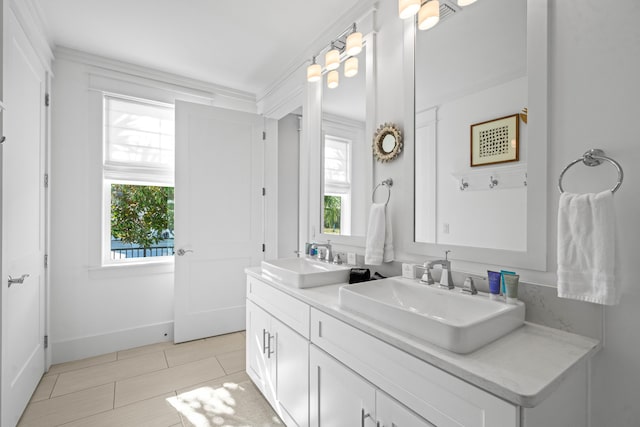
[
  {"xmin": 372, "ymin": 178, "xmax": 393, "ymax": 205},
  {"xmin": 558, "ymin": 149, "xmax": 623, "ymax": 194}
]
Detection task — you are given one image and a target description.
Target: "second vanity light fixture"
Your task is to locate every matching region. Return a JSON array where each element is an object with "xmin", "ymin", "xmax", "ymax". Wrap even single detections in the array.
[
  {"xmin": 306, "ymin": 23, "xmax": 363, "ymax": 89},
  {"xmin": 399, "ymin": 0, "xmax": 478, "ymax": 29}
]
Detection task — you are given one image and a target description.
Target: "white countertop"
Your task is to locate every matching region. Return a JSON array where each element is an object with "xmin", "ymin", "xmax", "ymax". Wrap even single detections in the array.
[{"xmin": 246, "ymin": 267, "xmax": 601, "ymax": 408}]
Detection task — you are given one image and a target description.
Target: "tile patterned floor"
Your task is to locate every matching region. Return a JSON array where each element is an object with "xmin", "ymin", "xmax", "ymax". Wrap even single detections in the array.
[{"xmin": 18, "ymin": 331, "xmax": 284, "ymax": 427}]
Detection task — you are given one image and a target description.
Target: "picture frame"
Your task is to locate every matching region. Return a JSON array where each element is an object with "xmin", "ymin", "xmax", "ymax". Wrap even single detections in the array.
[{"xmin": 470, "ymin": 114, "xmax": 519, "ymax": 167}]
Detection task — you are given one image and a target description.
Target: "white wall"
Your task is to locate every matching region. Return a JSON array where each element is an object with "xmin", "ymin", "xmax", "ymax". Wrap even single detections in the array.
[
  {"xmin": 49, "ymin": 51, "xmax": 258, "ymax": 363},
  {"xmin": 277, "ymin": 114, "xmax": 300, "ymax": 258},
  {"xmin": 49, "ymin": 57, "xmax": 176, "ymax": 363},
  {"xmin": 548, "ymin": 2, "xmax": 640, "ymax": 425},
  {"xmin": 368, "ymin": 0, "xmax": 640, "ymax": 425}
]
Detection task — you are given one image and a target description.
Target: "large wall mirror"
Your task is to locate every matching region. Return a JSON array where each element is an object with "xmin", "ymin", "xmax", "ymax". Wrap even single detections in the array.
[
  {"xmin": 409, "ymin": 0, "xmax": 548, "ymax": 270},
  {"xmin": 321, "ymin": 48, "xmax": 368, "ymax": 237},
  {"xmin": 307, "ymin": 26, "xmax": 375, "ymax": 246}
]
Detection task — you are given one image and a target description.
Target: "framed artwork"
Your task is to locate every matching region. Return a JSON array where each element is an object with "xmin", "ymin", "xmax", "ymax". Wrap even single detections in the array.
[{"xmin": 470, "ymin": 114, "xmax": 519, "ymax": 167}]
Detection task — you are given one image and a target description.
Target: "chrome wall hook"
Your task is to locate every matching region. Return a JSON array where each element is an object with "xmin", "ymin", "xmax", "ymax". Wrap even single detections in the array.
[{"xmin": 489, "ymin": 176, "xmax": 499, "ymax": 189}]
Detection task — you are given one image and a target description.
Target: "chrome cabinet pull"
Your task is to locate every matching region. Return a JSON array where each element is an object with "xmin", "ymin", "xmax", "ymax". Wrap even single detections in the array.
[
  {"xmin": 8, "ymin": 274, "xmax": 29, "ymax": 288},
  {"xmin": 262, "ymin": 329, "xmax": 268, "ymax": 354},
  {"xmin": 267, "ymin": 333, "xmax": 275, "ymax": 358}
]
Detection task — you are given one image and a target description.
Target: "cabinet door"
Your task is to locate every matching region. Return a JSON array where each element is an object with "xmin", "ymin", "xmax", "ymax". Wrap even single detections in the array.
[
  {"xmin": 377, "ymin": 391, "xmax": 435, "ymax": 427},
  {"xmin": 272, "ymin": 318, "xmax": 309, "ymax": 427},
  {"xmin": 246, "ymin": 300, "xmax": 274, "ymax": 402},
  {"xmin": 310, "ymin": 345, "xmax": 376, "ymax": 427}
]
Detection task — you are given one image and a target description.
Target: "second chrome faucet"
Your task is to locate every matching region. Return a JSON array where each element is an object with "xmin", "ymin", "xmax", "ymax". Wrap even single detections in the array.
[{"xmin": 420, "ymin": 250, "xmax": 454, "ymax": 290}]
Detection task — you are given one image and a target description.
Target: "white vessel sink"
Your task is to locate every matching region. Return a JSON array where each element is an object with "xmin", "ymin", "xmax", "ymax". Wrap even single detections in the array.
[
  {"xmin": 261, "ymin": 257, "xmax": 350, "ymax": 288},
  {"xmin": 339, "ymin": 277, "xmax": 525, "ymax": 353}
]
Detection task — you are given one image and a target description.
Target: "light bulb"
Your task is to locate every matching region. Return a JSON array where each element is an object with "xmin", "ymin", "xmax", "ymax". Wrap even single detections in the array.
[
  {"xmin": 346, "ymin": 31, "xmax": 363, "ymax": 56},
  {"xmin": 398, "ymin": 0, "xmax": 420, "ymax": 19},
  {"xmin": 418, "ymin": 0, "xmax": 440, "ymax": 31},
  {"xmin": 307, "ymin": 60, "xmax": 322, "ymax": 83},
  {"xmin": 325, "ymin": 48, "xmax": 340, "ymax": 71},
  {"xmin": 344, "ymin": 57, "xmax": 358, "ymax": 78},
  {"xmin": 327, "ymin": 70, "xmax": 339, "ymax": 89},
  {"xmin": 458, "ymin": 0, "xmax": 477, "ymax": 6}
]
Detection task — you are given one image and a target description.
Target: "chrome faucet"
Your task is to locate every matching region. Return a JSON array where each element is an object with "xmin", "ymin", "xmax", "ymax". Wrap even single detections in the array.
[
  {"xmin": 426, "ymin": 250, "xmax": 454, "ymax": 290},
  {"xmin": 460, "ymin": 277, "xmax": 478, "ymax": 295},
  {"xmin": 311, "ymin": 241, "xmax": 332, "ymax": 262}
]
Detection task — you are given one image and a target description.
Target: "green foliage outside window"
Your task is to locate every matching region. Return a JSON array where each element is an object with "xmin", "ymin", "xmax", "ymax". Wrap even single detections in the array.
[
  {"xmin": 111, "ymin": 184, "xmax": 174, "ymax": 252},
  {"xmin": 323, "ymin": 195, "xmax": 341, "ymax": 234}
]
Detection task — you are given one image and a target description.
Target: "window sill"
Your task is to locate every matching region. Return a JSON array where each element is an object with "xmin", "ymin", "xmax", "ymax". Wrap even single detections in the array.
[{"xmin": 88, "ymin": 259, "xmax": 174, "ymax": 280}]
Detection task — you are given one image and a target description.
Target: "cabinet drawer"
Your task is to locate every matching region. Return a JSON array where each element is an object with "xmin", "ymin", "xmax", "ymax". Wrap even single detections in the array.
[
  {"xmin": 247, "ymin": 276, "xmax": 310, "ymax": 338},
  {"xmin": 310, "ymin": 308, "xmax": 518, "ymax": 427}
]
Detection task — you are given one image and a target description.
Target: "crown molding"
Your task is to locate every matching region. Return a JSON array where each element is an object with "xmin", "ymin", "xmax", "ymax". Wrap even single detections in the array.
[
  {"xmin": 9, "ymin": 0, "xmax": 54, "ymax": 72},
  {"xmin": 54, "ymin": 46, "xmax": 257, "ymax": 106}
]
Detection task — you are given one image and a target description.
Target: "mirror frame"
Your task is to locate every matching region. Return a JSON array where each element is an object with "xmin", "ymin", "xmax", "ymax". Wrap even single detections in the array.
[
  {"xmin": 373, "ymin": 122, "xmax": 403, "ymax": 162},
  {"xmin": 306, "ymin": 28, "xmax": 376, "ymax": 247},
  {"xmin": 403, "ymin": 0, "xmax": 549, "ymax": 271}
]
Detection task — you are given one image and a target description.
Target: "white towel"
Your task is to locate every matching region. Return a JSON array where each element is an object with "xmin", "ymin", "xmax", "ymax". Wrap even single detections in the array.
[
  {"xmin": 365, "ymin": 203, "xmax": 394, "ymax": 265},
  {"xmin": 557, "ymin": 190, "xmax": 619, "ymax": 305}
]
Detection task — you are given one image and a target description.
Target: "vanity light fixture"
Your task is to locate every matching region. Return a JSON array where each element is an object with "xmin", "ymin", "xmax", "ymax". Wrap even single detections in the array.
[
  {"xmin": 306, "ymin": 22, "xmax": 364, "ymax": 84},
  {"xmin": 327, "ymin": 70, "xmax": 339, "ymax": 89},
  {"xmin": 399, "ymin": 0, "xmax": 421, "ymax": 19},
  {"xmin": 345, "ymin": 24, "xmax": 363, "ymax": 56},
  {"xmin": 418, "ymin": 0, "xmax": 440, "ymax": 30},
  {"xmin": 344, "ymin": 57, "xmax": 358, "ymax": 78},
  {"xmin": 325, "ymin": 42, "xmax": 340, "ymax": 71},
  {"xmin": 307, "ymin": 56, "xmax": 322, "ymax": 83},
  {"xmin": 457, "ymin": 0, "xmax": 477, "ymax": 6}
]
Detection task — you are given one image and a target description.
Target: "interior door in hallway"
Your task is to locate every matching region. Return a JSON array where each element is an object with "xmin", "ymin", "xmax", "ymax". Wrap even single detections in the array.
[
  {"xmin": 1, "ymin": 9, "xmax": 47, "ymax": 427},
  {"xmin": 174, "ymin": 102, "xmax": 270, "ymax": 343}
]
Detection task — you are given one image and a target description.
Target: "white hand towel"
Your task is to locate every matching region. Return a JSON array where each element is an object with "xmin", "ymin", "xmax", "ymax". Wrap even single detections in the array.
[
  {"xmin": 365, "ymin": 203, "xmax": 387, "ymax": 265},
  {"xmin": 557, "ymin": 190, "xmax": 619, "ymax": 305},
  {"xmin": 383, "ymin": 207, "xmax": 395, "ymax": 263}
]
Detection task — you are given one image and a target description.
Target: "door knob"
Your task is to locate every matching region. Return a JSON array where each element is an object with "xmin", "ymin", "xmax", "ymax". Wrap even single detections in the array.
[
  {"xmin": 176, "ymin": 248, "xmax": 194, "ymax": 256},
  {"xmin": 8, "ymin": 274, "xmax": 30, "ymax": 288}
]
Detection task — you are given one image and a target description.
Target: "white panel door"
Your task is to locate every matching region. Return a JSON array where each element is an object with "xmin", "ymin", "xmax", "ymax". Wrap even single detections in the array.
[
  {"xmin": 174, "ymin": 102, "xmax": 267, "ymax": 343},
  {"xmin": 377, "ymin": 391, "xmax": 435, "ymax": 427},
  {"xmin": 310, "ymin": 345, "xmax": 376, "ymax": 427},
  {"xmin": 1, "ymin": 9, "xmax": 47, "ymax": 427},
  {"xmin": 271, "ymin": 317, "xmax": 309, "ymax": 427}
]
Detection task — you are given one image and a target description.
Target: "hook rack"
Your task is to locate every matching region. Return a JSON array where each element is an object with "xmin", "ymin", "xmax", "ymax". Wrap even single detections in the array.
[
  {"xmin": 558, "ymin": 149, "xmax": 624, "ymax": 194},
  {"xmin": 372, "ymin": 178, "xmax": 393, "ymax": 205}
]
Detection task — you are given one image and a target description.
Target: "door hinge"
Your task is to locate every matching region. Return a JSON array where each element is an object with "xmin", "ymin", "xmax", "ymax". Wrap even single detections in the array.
[
  {"xmin": 262, "ymin": 187, "xmax": 266, "ymax": 196},
  {"xmin": 44, "ymin": 254, "xmax": 48, "ymax": 268},
  {"xmin": 45, "ymin": 93, "xmax": 50, "ymax": 107},
  {"xmin": 262, "ymin": 243, "xmax": 266, "ymax": 252},
  {"xmin": 44, "ymin": 335, "xmax": 49, "ymax": 349},
  {"xmin": 44, "ymin": 173, "xmax": 49, "ymax": 188},
  {"xmin": 262, "ymin": 131, "xmax": 266, "ymax": 141}
]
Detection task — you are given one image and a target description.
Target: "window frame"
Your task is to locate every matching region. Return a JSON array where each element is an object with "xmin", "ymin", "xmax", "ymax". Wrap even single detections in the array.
[
  {"xmin": 322, "ymin": 133, "xmax": 353, "ymax": 236},
  {"xmin": 101, "ymin": 94, "xmax": 176, "ymax": 266}
]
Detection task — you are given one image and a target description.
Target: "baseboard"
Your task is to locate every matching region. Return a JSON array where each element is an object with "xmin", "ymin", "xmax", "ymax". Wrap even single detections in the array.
[{"xmin": 51, "ymin": 321, "xmax": 174, "ymax": 364}]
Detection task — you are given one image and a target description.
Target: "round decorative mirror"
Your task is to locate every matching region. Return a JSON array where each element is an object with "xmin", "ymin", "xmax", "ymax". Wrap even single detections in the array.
[{"xmin": 373, "ymin": 122, "xmax": 403, "ymax": 162}]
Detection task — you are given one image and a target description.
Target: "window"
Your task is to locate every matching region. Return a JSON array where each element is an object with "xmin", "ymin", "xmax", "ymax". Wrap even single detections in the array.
[
  {"xmin": 322, "ymin": 135, "xmax": 352, "ymax": 235},
  {"xmin": 103, "ymin": 95, "xmax": 175, "ymax": 263}
]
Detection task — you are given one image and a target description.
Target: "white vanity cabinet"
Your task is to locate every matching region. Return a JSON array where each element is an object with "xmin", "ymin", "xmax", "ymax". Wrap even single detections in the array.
[
  {"xmin": 377, "ymin": 390, "xmax": 435, "ymax": 427},
  {"xmin": 309, "ymin": 345, "xmax": 376, "ymax": 426},
  {"xmin": 246, "ymin": 277, "xmax": 310, "ymax": 427},
  {"xmin": 246, "ymin": 272, "xmax": 594, "ymax": 427},
  {"xmin": 310, "ymin": 308, "xmax": 518, "ymax": 427},
  {"xmin": 310, "ymin": 344, "xmax": 434, "ymax": 427}
]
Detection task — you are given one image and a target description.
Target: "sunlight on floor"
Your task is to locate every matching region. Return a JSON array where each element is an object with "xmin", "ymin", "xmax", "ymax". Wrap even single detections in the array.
[{"xmin": 167, "ymin": 381, "xmax": 283, "ymax": 427}]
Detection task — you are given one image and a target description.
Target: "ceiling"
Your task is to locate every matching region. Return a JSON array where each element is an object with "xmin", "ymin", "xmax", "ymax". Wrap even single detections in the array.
[{"xmin": 36, "ymin": 0, "xmax": 365, "ymax": 96}]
